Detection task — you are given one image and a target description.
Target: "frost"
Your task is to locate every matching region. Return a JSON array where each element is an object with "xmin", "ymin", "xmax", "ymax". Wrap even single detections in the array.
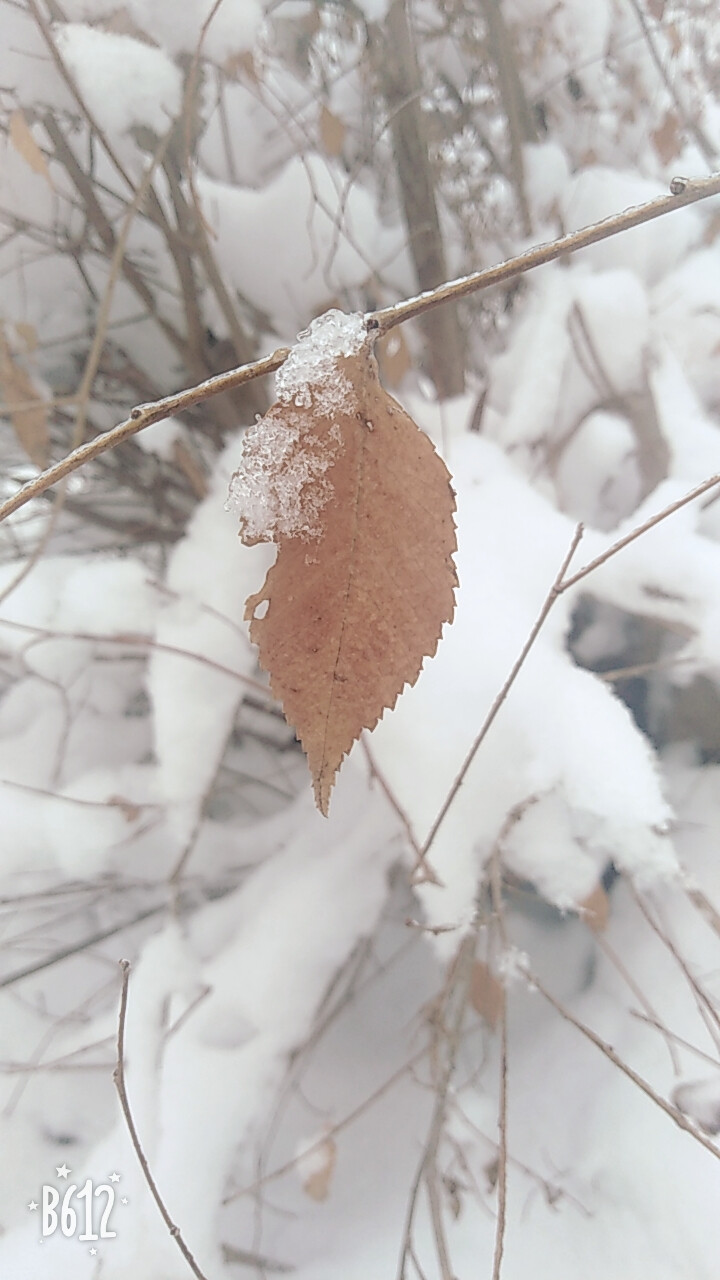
[
  {"xmin": 227, "ymin": 405, "xmax": 341, "ymax": 542},
  {"xmin": 496, "ymin": 947, "xmax": 531, "ymax": 985},
  {"xmin": 275, "ymin": 309, "xmax": 367, "ymax": 411},
  {"xmin": 227, "ymin": 310, "xmax": 366, "ymax": 542}
]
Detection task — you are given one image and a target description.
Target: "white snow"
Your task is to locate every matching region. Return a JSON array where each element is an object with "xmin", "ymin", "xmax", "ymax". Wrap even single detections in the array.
[
  {"xmin": 54, "ymin": 25, "xmax": 182, "ymax": 138},
  {"xmin": 275, "ymin": 309, "xmax": 367, "ymax": 407},
  {"xmin": 148, "ymin": 435, "xmax": 272, "ymax": 841},
  {"xmin": 227, "ymin": 309, "xmax": 366, "ymax": 542},
  {"xmin": 196, "ymin": 159, "xmax": 407, "ymax": 334}
]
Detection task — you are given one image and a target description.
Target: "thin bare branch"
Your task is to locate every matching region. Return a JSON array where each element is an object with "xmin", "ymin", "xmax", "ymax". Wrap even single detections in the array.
[
  {"xmin": 414, "ymin": 524, "xmax": 584, "ymax": 873},
  {"xmin": 488, "ymin": 843, "xmax": 509, "ymax": 1280},
  {"xmin": 2, "ymin": 172, "xmax": 720, "ymax": 526},
  {"xmin": 531, "ymin": 969, "xmax": 720, "ymax": 1162},
  {"xmin": 491, "ymin": 998, "xmax": 508, "ymax": 1280},
  {"xmin": 559, "ymin": 470, "xmax": 720, "ymax": 592},
  {"xmin": 0, "ymin": 347, "xmax": 288, "ymax": 525},
  {"xmin": 0, "ymin": 905, "xmax": 164, "ymax": 989},
  {"xmin": 113, "ymin": 960, "xmax": 211, "ymax": 1280},
  {"xmin": 0, "ymin": 125, "xmax": 173, "ymax": 607},
  {"xmin": 626, "ymin": 0, "xmax": 717, "ymax": 165},
  {"xmin": 397, "ymin": 921, "xmax": 480, "ymax": 1280},
  {"xmin": 371, "ymin": 170, "xmax": 720, "ymax": 333}
]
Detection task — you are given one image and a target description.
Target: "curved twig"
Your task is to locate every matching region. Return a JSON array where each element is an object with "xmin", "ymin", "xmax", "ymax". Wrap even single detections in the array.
[{"xmin": 113, "ymin": 960, "xmax": 211, "ymax": 1280}]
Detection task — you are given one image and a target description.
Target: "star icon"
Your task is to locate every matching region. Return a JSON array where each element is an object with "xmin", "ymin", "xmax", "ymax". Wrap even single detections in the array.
[
  {"xmin": 109, "ymin": 1172, "xmax": 120, "ymax": 1183},
  {"xmin": 28, "ymin": 1201, "xmax": 38, "ymax": 1211},
  {"xmin": 89, "ymin": 1247, "xmax": 98, "ymax": 1256},
  {"xmin": 121, "ymin": 1196, "xmax": 128, "ymax": 1205},
  {"xmin": 56, "ymin": 1164, "xmax": 71, "ymax": 1179}
]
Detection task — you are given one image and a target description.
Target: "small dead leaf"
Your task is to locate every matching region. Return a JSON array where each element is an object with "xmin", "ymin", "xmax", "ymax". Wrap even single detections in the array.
[
  {"xmin": 319, "ymin": 104, "xmax": 346, "ymax": 158},
  {"xmin": 376, "ymin": 327, "xmax": 411, "ymax": 388},
  {"xmin": 301, "ymin": 1136, "xmax": 336, "ymax": 1201},
  {"xmin": 15, "ymin": 322, "xmax": 37, "ymax": 353},
  {"xmin": 108, "ymin": 795, "xmax": 142, "ymax": 823},
  {"xmin": 224, "ymin": 49, "xmax": 259, "ymax": 83},
  {"xmin": 233, "ymin": 330, "xmax": 457, "ymax": 815},
  {"xmin": 9, "ymin": 110, "xmax": 52, "ymax": 186},
  {"xmin": 652, "ymin": 110, "xmax": 682, "ymax": 165},
  {"xmin": 0, "ymin": 329, "xmax": 49, "ymax": 468},
  {"xmin": 469, "ymin": 960, "xmax": 505, "ymax": 1028},
  {"xmin": 579, "ymin": 883, "xmax": 610, "ymax": 933}
]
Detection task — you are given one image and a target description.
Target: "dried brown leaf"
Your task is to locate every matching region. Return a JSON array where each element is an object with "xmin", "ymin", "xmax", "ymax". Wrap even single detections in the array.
[
  {"xmin": 224, "ymin": 49, "xmax": 259, "ymax": 82},
  {"xmin": 238, "ymin": 342, "xmax": 457, "ymax": 815},
  {"xmin": 108, "ymin": 795, "xmax": 142, "ymax": 823},
  {"xmin": 469, "ymin": 960, "xmax": 505, "ymax": 1028},
  {"xmin": 0, "ymin": 330, "xmax": 49, "ymax": 468},
  {"xmin": 319, "ymin": 105, "xmax": 346, "ymax": 158},
  {"xmin": 9, "ymin": 110, "xmax": 52, "ymax": 186},
  {"xmin": 579, "ymin": 883, "xmax": 610, "ymax": 933},
  {"xmin": 302, "ymin": 1136, "xmax": 337, "ymax": 1201},
  {"xmin": 15, "ymin": 322, "xmax": 38, "ymax": 352}
]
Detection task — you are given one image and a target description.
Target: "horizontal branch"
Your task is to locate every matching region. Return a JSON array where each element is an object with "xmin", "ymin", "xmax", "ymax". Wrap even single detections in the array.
[
  {"xmin": 1, "ymin": 170, "xmax": 719, "ymax": 526},
  {"xmin": 371, "ymin": 170, "xmax": 720, "ymax": 331},
  {"xmin": 0, "ymin": 347, "xmax": 289, "ymax": 525}
]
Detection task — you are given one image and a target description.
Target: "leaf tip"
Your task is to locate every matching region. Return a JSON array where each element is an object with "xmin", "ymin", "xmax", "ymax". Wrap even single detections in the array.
[{"xmin": 313, "ymin": 771, "xmax": 333, "ymax": 818}]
